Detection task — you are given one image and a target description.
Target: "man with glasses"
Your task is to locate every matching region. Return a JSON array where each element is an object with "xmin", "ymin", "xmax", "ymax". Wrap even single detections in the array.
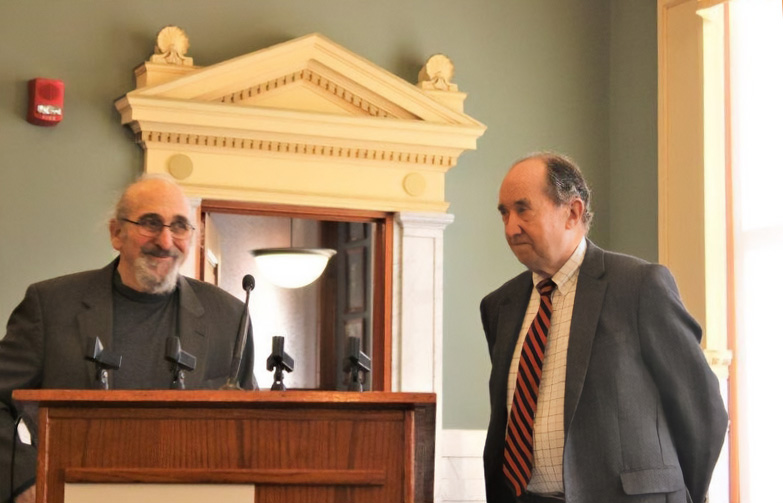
[{"xmin": 0, "ymin": 175, "xmax": 256, "ymax": 503}]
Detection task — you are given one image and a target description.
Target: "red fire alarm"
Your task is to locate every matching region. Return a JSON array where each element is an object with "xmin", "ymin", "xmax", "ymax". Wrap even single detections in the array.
[{"xmin": 27, "ymin": 78, "xmax": 64, "ymax": 126}]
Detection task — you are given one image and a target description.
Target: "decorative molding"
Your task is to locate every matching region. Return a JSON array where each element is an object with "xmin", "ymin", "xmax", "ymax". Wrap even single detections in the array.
[
  {"xmin": 167, "ymin": 153, "xmax": 194, "ymax": 180},
  {"xmin": 403, "ymin": 173, "xmax": 427, "ymax": 196},
  {"xmin": 116, "ymin": 31, "xmax": 485, "ymax": 214},
  {"xmin": 219, "ymin": 68, "xmax": 402, "ymax": 119},
  {"xmin": 417, "ymin": 54, "xmax": 468, "ymax": 114},
  {"xmin": 149, "ymin": 26, "xmax": 193, "ymax": 66},
  {"xmin": 396, "ymin": 211, "xmax": 456, "ymax": 232},
  {"xmin": 136, "ymin": 130, "xmax": 457, "ymax": 168},
  {"xmin": 704, "ymin": 348, "xmax": 733, "ymax": 380},
  {"xmin": 418, "ymin": 54, "xmax": 458, "ymax": 92}
]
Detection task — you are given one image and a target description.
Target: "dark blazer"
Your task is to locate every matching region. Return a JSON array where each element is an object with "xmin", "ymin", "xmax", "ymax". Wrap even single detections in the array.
[
  {"xmin": 480, "ymin": 241, "xmax": 727, "ymax": 503},
  {"xmin": 0, "ymin": 260, "xmax": 255, "ymax": 502}
]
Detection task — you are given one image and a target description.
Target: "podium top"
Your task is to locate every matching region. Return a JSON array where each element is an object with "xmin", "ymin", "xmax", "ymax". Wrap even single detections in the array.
[{"xmin": 12, "ymin": 389, "xmax": 436, "ymax": 409}]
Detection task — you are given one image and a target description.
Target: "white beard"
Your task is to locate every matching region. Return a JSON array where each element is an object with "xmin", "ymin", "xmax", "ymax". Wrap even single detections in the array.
[{"xmin": 133, "ymin": 254, "xmax": 180, "ymax": 294}]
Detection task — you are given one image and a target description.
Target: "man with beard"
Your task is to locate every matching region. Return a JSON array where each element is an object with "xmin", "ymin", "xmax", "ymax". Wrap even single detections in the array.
[{"xmin": 0, "ymin": 175, "xmax": 256, "ymax": 503}]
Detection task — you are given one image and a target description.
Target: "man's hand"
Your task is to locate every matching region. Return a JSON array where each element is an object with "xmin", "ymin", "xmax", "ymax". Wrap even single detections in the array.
[{"xmin": 15, "ymin": 486, "xmax": 35, "ymax": 503}]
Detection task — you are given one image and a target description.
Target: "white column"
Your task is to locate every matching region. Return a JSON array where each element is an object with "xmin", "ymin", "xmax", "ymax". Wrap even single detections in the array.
[
  {"xmin": 394, "ymin": 211, "xmax": 454, "ymax": 503},
  {"xmin": 393, "ymin": 211, "xmax": 453, "ymax": 393}
]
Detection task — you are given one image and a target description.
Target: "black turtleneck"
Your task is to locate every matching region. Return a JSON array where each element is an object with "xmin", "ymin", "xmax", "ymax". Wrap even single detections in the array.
[{"xmin": 110, "ymin": 269, "xmax": 179, "ymax": 389}]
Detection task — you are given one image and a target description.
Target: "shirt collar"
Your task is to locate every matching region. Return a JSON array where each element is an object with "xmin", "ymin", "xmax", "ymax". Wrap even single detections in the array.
[{"xmin": 532, "ymin": 237, "xmax": 587, "ymax": 291}]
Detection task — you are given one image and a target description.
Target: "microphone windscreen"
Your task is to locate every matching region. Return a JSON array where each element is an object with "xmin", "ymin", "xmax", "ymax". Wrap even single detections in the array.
[
  {"xmin": 272, "ymin": 335, "xmax": 284, "ymax": 355},
  {"xmin": 347, "ymin": 336, "xmax": 361, "ymax": 357},
  {"xmin": 165, "ymin": 336, "xmax": 181, "ymax": 359},
  {"xmin": 242, "ymin": 274, "xmax": 256, "ymax": 291}
]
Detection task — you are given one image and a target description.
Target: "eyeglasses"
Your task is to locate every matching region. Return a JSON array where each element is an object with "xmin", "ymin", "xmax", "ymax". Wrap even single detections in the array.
[{"xmin": 121, "ymin": 215, "xmax": 195, "ymax": 239}]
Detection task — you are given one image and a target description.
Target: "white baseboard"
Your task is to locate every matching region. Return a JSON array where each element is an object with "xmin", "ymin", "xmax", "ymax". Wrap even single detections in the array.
[{"xmin": 438, "ymin": 429, "xmax": 487, "ymax": 503}]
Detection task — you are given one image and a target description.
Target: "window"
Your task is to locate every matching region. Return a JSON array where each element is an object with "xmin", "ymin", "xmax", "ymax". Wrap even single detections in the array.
[{"xmin": 728, "ymin": 1, "xmax": 783, "ymax": 500}]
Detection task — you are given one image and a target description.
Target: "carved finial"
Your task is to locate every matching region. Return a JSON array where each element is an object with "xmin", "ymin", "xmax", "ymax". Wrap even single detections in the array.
[
  {"xmin": 417, "ymin": 54, "xmax": 458, "ymax": 92},
  {"xmin": 149, "ymin": 26, "xmax": 193, "ymax": 66}
]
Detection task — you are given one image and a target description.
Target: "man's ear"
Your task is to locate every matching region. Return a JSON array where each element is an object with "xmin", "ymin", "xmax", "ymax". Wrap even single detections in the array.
[
  {"xmin": 109, "ymin": 219, "xmax": 123, "ymax": 251},
  {"xmin": 565, "ymin": 198, "xmax": 585, "ymax": 229}
]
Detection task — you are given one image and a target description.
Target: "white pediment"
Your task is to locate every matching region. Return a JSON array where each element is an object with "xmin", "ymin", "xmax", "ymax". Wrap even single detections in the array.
[{"xmin": 116, "ymin": 30, "xmax": 486, "ymax": 212}]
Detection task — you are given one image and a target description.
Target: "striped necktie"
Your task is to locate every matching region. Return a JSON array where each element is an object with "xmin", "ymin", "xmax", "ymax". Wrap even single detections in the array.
[{"xmin": 503, "ymin": 278, "xmax": 556, "ymax": 496}]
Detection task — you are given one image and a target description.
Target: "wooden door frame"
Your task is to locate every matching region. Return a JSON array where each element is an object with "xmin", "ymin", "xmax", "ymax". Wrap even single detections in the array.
[{"xmin": 198, "ymin": 199, "xmax": 394, "ymax": 391}]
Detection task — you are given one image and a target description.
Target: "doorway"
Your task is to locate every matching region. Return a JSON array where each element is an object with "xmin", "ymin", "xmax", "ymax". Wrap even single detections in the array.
[{"xmin": 199, "ymin": 200, "xmax": 393, "ymax": 391}]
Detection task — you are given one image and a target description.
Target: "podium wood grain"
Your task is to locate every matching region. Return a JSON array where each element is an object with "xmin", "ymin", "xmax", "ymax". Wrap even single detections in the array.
[{"xmin": 13, "ymin": 390, "xmax": 435, "ymax": 503}]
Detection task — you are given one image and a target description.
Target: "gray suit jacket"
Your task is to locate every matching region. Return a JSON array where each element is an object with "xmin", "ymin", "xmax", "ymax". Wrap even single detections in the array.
[
  {"xmin": 0, "ymin": 260, "xmax": 255, "ymax": 502},
  {"xmin": 480, "ymin": 241, "xmax": 727, "ymax": 503}
]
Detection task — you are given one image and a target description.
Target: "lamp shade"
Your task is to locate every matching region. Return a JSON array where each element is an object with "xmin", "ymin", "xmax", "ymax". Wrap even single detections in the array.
[{"xmin": 251, "ymin": 248, "xmax": 336, "ymax": 288}]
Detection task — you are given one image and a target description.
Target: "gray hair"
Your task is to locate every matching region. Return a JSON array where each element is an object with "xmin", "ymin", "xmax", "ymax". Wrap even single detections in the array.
[{"xmin": 521, "ymin": 152, "xmax": 593, "ymax": 231}]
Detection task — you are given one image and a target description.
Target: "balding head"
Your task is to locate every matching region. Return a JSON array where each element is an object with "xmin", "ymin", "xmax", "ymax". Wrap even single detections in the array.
[{"xmin": 113, "ymin": 174, "xmax": 189, "ymax": 222}]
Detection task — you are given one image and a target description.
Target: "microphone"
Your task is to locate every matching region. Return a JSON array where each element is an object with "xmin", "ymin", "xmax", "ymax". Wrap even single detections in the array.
[
  {"xmin": 165, "ymin": 336, "xmax": 196, "ymax": 389},
  {"xmin": 266, "ymin": 335, "xmax": 294, "ymax": 391},
  {"xmin": 343, "ymin": 336, "xmax": 371, "ymax": 392},
  {"xmin": 84, "ymin": 336, "xmax": 121, "ymax": 390},
  {"xmin": 222, "ymin": 274, "xmax": 255, "ymax": 390},
  {"xmin": 242, "ymin": 273, "xmax": 255, "ymax": 292}
]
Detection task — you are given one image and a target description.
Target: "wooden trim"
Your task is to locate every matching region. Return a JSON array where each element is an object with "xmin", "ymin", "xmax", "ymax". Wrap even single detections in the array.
[
  {"xmin": 658, "ymin": 0, "xmax": 709, "ymax": 328},
  {"xmin": 319, "ymin": 222, "xmax": 338, "ymax": 390},
  {"xmin": 373, "ymin": 213, "xmax": 394, "ymax": 391},
  {"xmin": 197, "ymin": 203, "xmax": 206, "ymax": 281},
  {"xmin": 724, "ymin": 3, "xmax": 740, "ymax": 501},
  {"xmin": 36, "ymin": 406, "xmax": 51, "ymax": 502},
  {"xmin": 15, "ymin": 389, "xmax": 436, "ymax": 406},
  {"xmin": 403, "ymin": 410, "xmax": 415, "ymax": 503},
  {"xmin": 65, "ymin": 468, "xmax": 386, "ymax": 485},
  {"xmin": 200, "ymin": 199, "xmax": 390, "ymax": 222}
]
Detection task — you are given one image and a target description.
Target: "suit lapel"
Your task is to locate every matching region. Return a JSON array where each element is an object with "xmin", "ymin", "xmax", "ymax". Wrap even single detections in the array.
[
  {"xmin": 76, "ymin": 261, "xmax": 118, "ymax": 387},
  {"xmin": 563, "ymin": 241, "xmax": 607, "ymax": 437},
  {"xmin": 493, "ymin": 273, "xmax": 533, "ymax": 398},
  {"xmin": 177, "ymin": 277, "xmax": 208, "ymax": 385}
]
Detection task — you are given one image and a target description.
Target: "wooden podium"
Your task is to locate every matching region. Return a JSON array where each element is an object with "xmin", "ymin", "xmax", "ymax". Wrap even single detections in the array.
[{"xmin": 12, "ymin": 390, "xmax": 436, "ymax": 503}]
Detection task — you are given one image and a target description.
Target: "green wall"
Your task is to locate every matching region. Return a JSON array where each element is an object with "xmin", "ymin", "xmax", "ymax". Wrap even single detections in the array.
[
  {"xmin": 0, "ymin": 0, "xmax": 657, "ymax": 429},
  {"xmin": 608, "ymin": 0, "xmax": 658, "ymax": 262}
]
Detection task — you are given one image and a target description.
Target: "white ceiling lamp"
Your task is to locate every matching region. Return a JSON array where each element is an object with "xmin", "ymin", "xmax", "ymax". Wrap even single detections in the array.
[{"xmin": 251, "ymin": 219, "xmax": 336, "ymax": 289}]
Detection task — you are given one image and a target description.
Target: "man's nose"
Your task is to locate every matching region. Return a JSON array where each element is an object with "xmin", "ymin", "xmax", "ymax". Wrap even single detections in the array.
[
  {"xmin": 155, "ymin": 226, "xmax": 174, "ymax": 249},
  {"xmin": 505, "ymin": 214, "xmax": 521, "ymax": 235}
]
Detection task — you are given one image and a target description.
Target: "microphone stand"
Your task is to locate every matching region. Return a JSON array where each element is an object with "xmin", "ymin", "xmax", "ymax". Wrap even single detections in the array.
[
  {"xmin": 222, "ymin": 274, "xmax": 255, "ymax": 390},
  {"xmin": 165, "ymin": 336, "xmax": 196, "ymax": 389},
  {"xmin": 84, "ymin": 336, "xmax": 121, "ymax": 390}
]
